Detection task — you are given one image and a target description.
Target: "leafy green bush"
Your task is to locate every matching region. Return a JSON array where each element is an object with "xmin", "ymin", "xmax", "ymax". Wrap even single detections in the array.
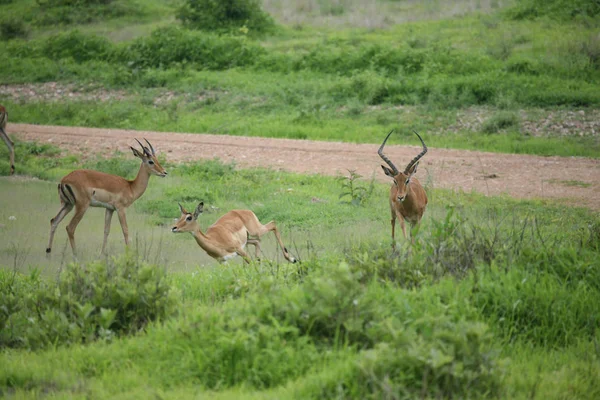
[
  {"xmin": 337, "ymin": 169, "xmax": 375, "ymax": 206},
  {"xmin": 124, "ymin": 27, "xmax": 264, "ymax": 70},
  {"xmin": 148, "ymin": 262, "xmax": 504, "ymax": 394},
  {"xmin": 41, "ymin": 30, "xmax": 113, "ymax": 62},
  {"xmin": 505, "ymin": 0, "xmax": 600, "ymax": 20},
  {"xmin": 177, "ymin": 0, "xmax": 275, "ymax": 35},
  {"xmin": 0, "ymin": 254, "xmax": 176, "ymax": 350},
  {"xmin": 481, "ymin": 111, "xmax": 521, "ymax": 133},
  {"xmin": 34, "ymin": 0, "xmax": 144, "ymax": 25},
  {"xmin": 301, "ymin": 319, "xmax": 503, "ymax": 399},
  {"xmin": 0, "ymin": 19, "xmax": 28, "ymax": 41}
]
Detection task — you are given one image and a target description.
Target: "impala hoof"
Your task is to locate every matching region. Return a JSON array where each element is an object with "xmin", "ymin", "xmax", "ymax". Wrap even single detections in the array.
[{"xmin": 46, "ymin": 248, "xmax": 51, "ymax": 254}]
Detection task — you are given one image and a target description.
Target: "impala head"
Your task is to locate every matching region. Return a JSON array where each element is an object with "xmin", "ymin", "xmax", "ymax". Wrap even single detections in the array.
[
  {"xmin": 130, "ymin": 138, "xmax": 167, "ymax": 177},
  {"xmin": 172, "ymin": 202, "xmax": 204, "ymax": 233},
  {"xmin": 378, "ymin": 130, "xmax": 428, "ymax": 203}
]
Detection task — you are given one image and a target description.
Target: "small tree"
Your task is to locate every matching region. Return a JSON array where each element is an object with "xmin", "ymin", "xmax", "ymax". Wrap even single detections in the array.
[{"xmin": 177, "ymin": 0, "xmax": 275, "ymax": 35}]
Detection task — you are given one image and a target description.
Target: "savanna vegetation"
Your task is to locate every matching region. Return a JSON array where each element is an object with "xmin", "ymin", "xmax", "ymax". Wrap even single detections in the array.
[
  {"xmin": 1, "ymin": 0, "xmax": 599, "ymax": 156},
  {"xmin": 1, "ymin": 0, "xmax": 600, "ymax": 398}
]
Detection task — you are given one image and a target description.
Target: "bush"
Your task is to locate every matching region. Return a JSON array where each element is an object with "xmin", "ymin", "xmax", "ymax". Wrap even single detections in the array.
[
  {"xmin": 34, "ymin": 0, "xmax": 143, "ymax": 25},
  {"xmin": 302, "ymin": 319, "xmax": 503, "ymax": 399},
  {"xmin": 0, "ymin": 254, "xmax": 177, "ymax": 350},
  {"xmin": 41, "ymin": 30, "xmax": 113, "ymax": 62},
  {"xmin": 177, "ymin": 0, "xmax": 275, "ymax": 35},
  {"xmin": 481, "ymin": 111, "xmax": 521, "ymax": 133},
  {"xmin": 124, "ymin": 26, "xmax": 264, "ymax": 70},
  {"xmin": 505, "ymin": 0, "xmax": 600, "ymax": 20},
  {"xmin": 0, "ymin": 20, "xmax": 28, "ymax": 41}
]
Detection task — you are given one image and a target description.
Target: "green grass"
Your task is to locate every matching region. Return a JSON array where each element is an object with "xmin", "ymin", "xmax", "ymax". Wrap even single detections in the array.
[
  {"xmin": 1, "ymin": 2, "xmax": 600, "ymax": 397},
  {"xmin": 1, "ymin": 1, "xmax": 599, "ymax": 158},
  {"xmin": 1, "ymin": 148, "xmax": 600, "ymax": 398}
]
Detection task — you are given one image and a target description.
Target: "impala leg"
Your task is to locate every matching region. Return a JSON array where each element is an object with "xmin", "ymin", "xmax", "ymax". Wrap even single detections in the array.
[
  {"xmin": 247, "ymin": 238, "xmax": 261, "ymax": 260},
  {"xmin": 46, "ymin": 203, "xmax": 73, "ymax": 254},
  {"xmin": 101, "ymin": 209, "xmax": 114, "ymax": 254},
  {"xmin": 259, "ymin": 221, "xmax": 296, "ymax": 263},
  {"xmin": 399, "ymin": 217, "xmax": 407, "ymax": 240},
  {"xmin": 236, "ymin": 248, "xmax": 252, "ymax": 264},
  {"xmin": 390, "ymin": 210, "xmax": 397, "ymax": 248},
  {"xmin": 0, "ymin": 128, "xmax": 14, "ymax": 175},
  {"xmin": 66, "ymin": 203, "xmax": 89, "ymax": 256},
  {"xmin": 116, "ymin": 208, "xmax": 129, "ymax": 246}
]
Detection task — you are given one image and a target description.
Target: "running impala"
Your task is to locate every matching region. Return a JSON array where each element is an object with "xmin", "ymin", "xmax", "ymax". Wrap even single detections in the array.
[
  {"xmin": 378, "ymin": 129, "xmax": 428, "ymax": 245},
  {"xmin": 46, "ymin": 139, "xmax": 167, "ymax": 255},
  {"xmin": 172, "ymin": 202, "xmax": 297, "ymax": 264}
]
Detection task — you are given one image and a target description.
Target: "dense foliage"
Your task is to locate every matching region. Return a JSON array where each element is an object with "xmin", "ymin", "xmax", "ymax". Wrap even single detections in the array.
[
  {"xmin": 177, "ymin": 0, "xmax": 275, "ymax": 35},
  {"xmin": 1, "ymin": 254, "xmax": 175, "ymax": 349},
  {"xmin": 506, "ymin": 0, "xmax": 600, "ymax": 20},
  {"xmin": 0, "ymin": 0, "xmax": 599, "ymax": 395},
  {"xmin": 0, "ymin": 153, "xmax": 599, "ymax": 397}
]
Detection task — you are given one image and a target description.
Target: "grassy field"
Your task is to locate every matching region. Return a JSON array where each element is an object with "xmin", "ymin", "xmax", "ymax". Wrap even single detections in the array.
[
  {"xmin": 1, "ymin": 145, "xmax": 600, "ymax": 398},
  {"xmin": 1, "ymin": 0, "xmax": 599, "ymax": 157},
  {"xmin": 2, "ymin": 0, "xmax": 600, "ymax": 398}
]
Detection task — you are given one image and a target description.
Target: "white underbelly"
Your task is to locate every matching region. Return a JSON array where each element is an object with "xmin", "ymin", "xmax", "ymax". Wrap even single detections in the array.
[
  {"xmin": 221, "ymin": 253, "xmax": 238, "ymax": 262},
  {"xmin": 219, "ymin": 243, "xmax": 245, "ymax": 263}
]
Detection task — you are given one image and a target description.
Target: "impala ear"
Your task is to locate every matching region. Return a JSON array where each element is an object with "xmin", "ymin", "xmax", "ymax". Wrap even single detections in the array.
[
  {"xmin": 381, "ymin": 165, "xmax": 395, "ymax": 177},
  {"xmin": 131, "ymin": 146, "xmax": 144, "ymax": 159},
  {"xmin": 193, "ymin": 202, "xmax": 204, "ymax": 219},
  {"xmin": 178, "ymin": 202, "xmax": 187, "ymax": 215},
  {"xmin": 407, "ymin": 161, "xmax": 419, "ymax": 176}
]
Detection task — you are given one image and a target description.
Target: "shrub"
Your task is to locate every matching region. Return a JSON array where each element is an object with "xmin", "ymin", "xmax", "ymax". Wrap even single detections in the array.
[
  {"xmin": 124, "ymin": 27, "xmax": 264, "ymax": 70},
  {"xmin": 34, "ymin": 0, "xmax": 143, "ymax": 25},
  {"xmin": 337, "ymin": 169, "xmax": 375, "ymax": 206},
  {"xmin": 177, "ymin": 0, "xmax": 275, "ymax": 35},
  {"xmin": 41, "ymin": 30, "xmax": 113, "ymax": 63},
  {"xmin": 581, "ymin": 33, "xmax": 600, "ymax": 70},
  {"xmin": 505, "ymin": 0, "xmax": 600, "ymax": 20},
  {"xmin": 0, "ymin": 254, "xmax": 177, "ymax": 350},
  {"xmin": 0, "ymin": 20, "xmax": 28, "ymax": 41},
  {"xmin": 481, "ymin": 111, "xmax": 521, "ymax": 133},
  {"xmin": 302, "ymin": 319, "xmax": 503, "ymax": 399}
]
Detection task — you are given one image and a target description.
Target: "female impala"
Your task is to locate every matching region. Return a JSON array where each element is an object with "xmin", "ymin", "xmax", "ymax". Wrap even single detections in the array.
[
  {"xmin": 0, "ymin": 105, "xmax": 15, "ymax": 175},
  {"xmin": 172, "ymin": 202, "xmax": 297, "ymax": 264},
  {"xmin": 46, "ymin": 139, "xmax": 167, "ymax": 255},
  {"xmin": 378, "ymin": 129, "xmax": 428, "ymax": 245}
]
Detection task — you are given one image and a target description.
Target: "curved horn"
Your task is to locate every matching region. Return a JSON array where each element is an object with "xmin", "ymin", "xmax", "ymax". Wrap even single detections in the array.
[
  {"xmin": 134, "ymin": 138, "xmax": 149, "ymax": 155},
  {"xmin": 378, "ymin": 129, "xmax": 399, "ymax": 176},
  {"xmin": 403, "ymin": 131, "xmax": 428, "ymax": 175},
  {"xmin": 144, "ymin": 138, "xmax": 155, "ymax": 155}
]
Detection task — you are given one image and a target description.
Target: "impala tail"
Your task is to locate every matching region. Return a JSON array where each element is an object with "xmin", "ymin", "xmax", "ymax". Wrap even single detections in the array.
[{"xmin": 58, "ymin": 183, "xmax": 76, "ymax": 205}]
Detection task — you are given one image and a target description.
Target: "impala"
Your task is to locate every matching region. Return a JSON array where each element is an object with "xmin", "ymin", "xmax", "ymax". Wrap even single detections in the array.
[
  {"xmin": 172, "ymin": 202, "xmax": 297, "ymax": 264},
  {"xmin": 0, "ymin": 105, "xmax": 15, "ymax": 175},
  {"xmin": 46, "ymin": 139, "xmax": 167, "ymax": 255},
  {"xmin": 378, "ymin": 129, "xmax": 428, "ymax": 245}
]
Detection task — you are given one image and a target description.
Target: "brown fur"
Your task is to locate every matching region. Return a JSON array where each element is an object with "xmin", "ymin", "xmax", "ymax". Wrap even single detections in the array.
[
  {"xmin": 379, "ymin": 130, "xmax": 428, "ymax": 245},
  {"xmin": 46, "ymin": 140, "xmax": 167, "ymax": 256},
  {"xmin": 172, "ymin": 202, "xmax": 297, "ymax": 264},
  {"xmin": 386, "ymin": 171, "xmax": 428, "ymax": 242}
]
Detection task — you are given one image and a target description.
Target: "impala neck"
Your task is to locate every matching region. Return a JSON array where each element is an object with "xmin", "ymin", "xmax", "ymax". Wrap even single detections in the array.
[
  {"xmin": 129, "ymin": 163, "xmax": 151, "ymax": 201},
  {"xmin": 190, "ymin": 228, "xmax": 214, "ymax": 252}
]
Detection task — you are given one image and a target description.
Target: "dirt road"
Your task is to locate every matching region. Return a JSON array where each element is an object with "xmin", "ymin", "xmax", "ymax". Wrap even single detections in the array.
[{"xmin": 10, "ymin": 123, "xmax": 600, "ymax": 210}]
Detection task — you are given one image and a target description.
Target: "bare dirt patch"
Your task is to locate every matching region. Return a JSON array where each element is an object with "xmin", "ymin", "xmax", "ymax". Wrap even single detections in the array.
[
  {"xmin": 451, "ymin": 107, "xmax": 600, "ymax": 138},
  {"xmin": 8, "ymin": 123, "xmax": 600, "ymax": 211}
]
